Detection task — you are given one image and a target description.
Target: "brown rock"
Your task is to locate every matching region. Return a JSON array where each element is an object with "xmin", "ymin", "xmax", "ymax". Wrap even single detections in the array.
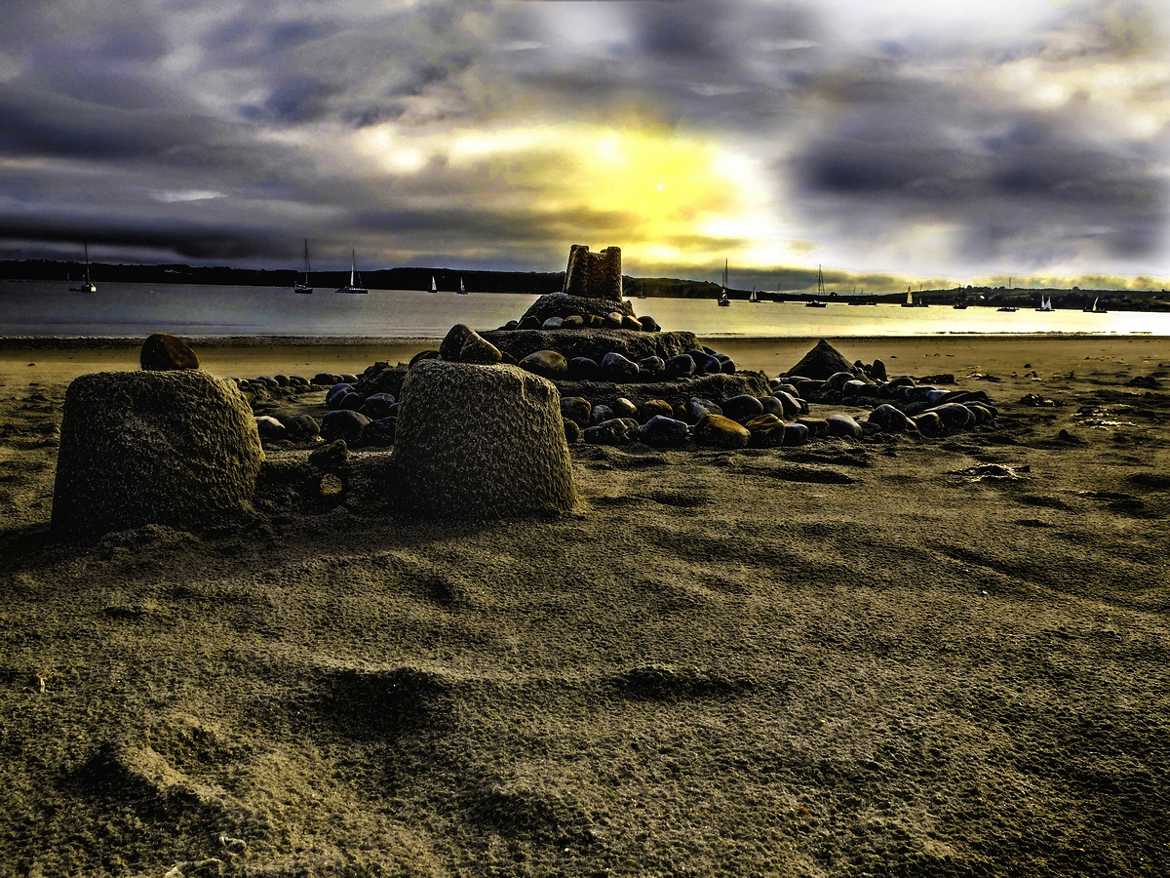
[{"xmin": 140, "ymin": 333, "xmax": 199, "ymax": 371}]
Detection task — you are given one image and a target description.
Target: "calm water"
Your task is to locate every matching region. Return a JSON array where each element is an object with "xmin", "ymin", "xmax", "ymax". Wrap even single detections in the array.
[{"xmin": 2, "ymin": 281, "xmax": 1168, "ymax": 338}]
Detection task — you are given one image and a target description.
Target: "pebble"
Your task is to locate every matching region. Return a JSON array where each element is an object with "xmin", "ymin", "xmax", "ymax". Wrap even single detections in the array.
[
  {"xmin": 867, "ymin": 404, "xmax": 917, "ymax": 433},
  {"xmin": 638, "ymin": 315, "xmax": 661, "ymax": 332},
  {"xmin": 359, "ymin": 392, "xmax": 397, "ymax": 419},
  {"xmin": 563, "ymin": 418, "xmax": 582, "ymax": 444},
  {"xmin": 140, "ymin": 333, "xmax": 199, "ymax": 371},
  {"xmin": 542, "ymin": 317, "xmax": 564, "ymax": 330},
  {"xmin": 796, "ymin": 416, "xmax": 829, "ymax": 437},
  {"xmin": 569, "ymin": 356, "xmax": 601, "ymax": 379},
  {"xmin": 520, "ymin": 349, "xmax": 569, "ymax": 378},
  {"xmin": 640, "ymin": 415, "xmax": 689, "ymax": 448},
  {"xmin": 695, "ymin": 413, "xmax": 750, "ymax": 449},
  {"xmin": 255, "ymin": 415, "xmax": 287, "ymax": 440},
  {"xmin": 585, "ymin": 417, "xmax": 636, "ymax": 445},
  {"xmin": 589, "ymin": 404, "xmax": 614, "ymax": 426},
  {"xmin": 781, "ymin": 422, "xmax": 810, "ymax": 446},
  {"xmin": 321, "ymin": 410, "xmax": 370, "ymax": 443},
  {"xmin": 612, "ymin": 397, "xmax": 638, "ymax": 419},
  {"xmin": 286, "ymin": 414, "xmax": 321, "ymax": 438},
  {"xmin": 826, "ymin": 413, "xmax": 863, "ymax": 438},
  {"xmin": 639, "ymin": 399, "xmax": 674, "ymax": 421},
  {"xmin": 664, "ymin": 354, "xmax": 695, "ymax": 379},
  {"xmin": 720, "ymin": 394, "xmax": 765, "ymax": 424},
  {"xmin": 601, "ymin": 351, "xmax": 640, "ymax": 380},
  {"xmin": 325, "ymin": 383, "xmax": 354, "ymax": 408},
  {"xmin": 561, "ymin": 396, "xmax": 592, "ymax": 427},
  {"xmin": 745, "ymin": 413, "xmax": 786, "ymax": 448},
  {"xmin": 637, "ymin": 355, "xmax": 665, "ymax": 379},
  {"xmin": 621, "ymin": 315, "xmax": 643, "ymax": 331},
  {"xmin": 309, "ymin": 439, "xmax": 348, "ymax": 470},
  {"xmin": 562, "ymin": 315, "xmax": 585, "ymax": 329},
  {"xmin": 361, "ymin": 417, "xmax": 396, "ymax": 447}
]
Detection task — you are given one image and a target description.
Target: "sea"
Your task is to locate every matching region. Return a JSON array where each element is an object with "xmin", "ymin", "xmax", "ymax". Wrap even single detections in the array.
[{"xmin": 2, "ymin": 281, "xmax": 1168, "ymax": 339}]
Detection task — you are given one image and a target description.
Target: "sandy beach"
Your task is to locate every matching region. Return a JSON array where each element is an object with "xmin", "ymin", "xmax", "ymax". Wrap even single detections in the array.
[{"xmin": 2, "ymin": 335, "xmax": 1169, "ymax": 875}]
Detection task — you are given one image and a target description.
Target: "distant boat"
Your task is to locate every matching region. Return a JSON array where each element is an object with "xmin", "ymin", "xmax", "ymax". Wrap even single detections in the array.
[
  {"xmin": 806, "ymin": 264, "xmax": 828, "ymax": 307},
  {"xmin": 69, "ymin": 242, "xmax": 97, "ymax": 294},
  {"xmin": 336, "ymin": 249, "xmax": 368, "ymax": 294},
  {"xmin": 717, "ymin": 258, "xmax": 731, "ymax": 306},
  {"xmin": 902, "ymin": 288, "xmax": 915, "ymax": 308},
  {"xmin": 953, "ymin": 302, "xmax": 969, "ymax": 310},
  {"xmin": 749, "ymin": 289, "xmax": 760, "ymax": 303},
  {"xmin": 294, "ymin": 238, "xmax": 313, "ymax": 294},
  {"xmin": 458, "ymin": 275, "xmax": 468, "ymax": 295},
  {"xmin": 1035, "ymin": 295, "xmax": 1053, "ymax": 312},
  {"xmin": 805, "ymin": 299, "xmax": 827, "ymax": 308},
  {"xmin": 431, "ymin": 275, "xmax": 438, "ymax": 293},
  {"xmin": 997, "ymin": 305, "xmax": 1018, "ymax": 312},
  {"xmin": 1083, "ymin": 296, "xmax": 1107, "ymax": 313}
]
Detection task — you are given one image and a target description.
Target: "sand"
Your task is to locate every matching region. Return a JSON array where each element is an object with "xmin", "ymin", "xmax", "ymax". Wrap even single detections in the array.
[{"xmin": 1, "ymin": 335, "xmax": 1169, "ymax": 876}]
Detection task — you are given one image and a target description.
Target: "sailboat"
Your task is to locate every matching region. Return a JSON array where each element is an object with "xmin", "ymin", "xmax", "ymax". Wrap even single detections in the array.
[
  {"xmin": 805, "ymin": 265, "xmax": 827, "ymax": 307},
  {"xmin": 902, "ymin": 288, "xmax": 915, "ymax": 308},
  {"xmin": 431, "ymin": 275, "xmax": 438, "ymax": 293},
  {"xmin": 336, "ymin": 249, "xmax": 368, "ymax": 294},
  {"xmin": 69, "ymin": 242, "xmax": 97, "ymax": 294},
  {"xmin": 294, "ymin": 239, "xmax": 313, "ymax": 294},
  {"xmin": 717, "ymin": 258, "xmax": 730, "ymax": 306},
  {"xmin": 1083, "ymin": 296, "xmax": 1107, "ymax": 313},
  {"xmin": 458, "ymin": 275, "xmax": 468, "ymax": 295},
  {"xmin": 749, "ymin": 289, "xmax": 760, "ymax": 303},
  {"xmin": 1035, "ymin": 294, "xmax": 1053, "ymax": 312}
]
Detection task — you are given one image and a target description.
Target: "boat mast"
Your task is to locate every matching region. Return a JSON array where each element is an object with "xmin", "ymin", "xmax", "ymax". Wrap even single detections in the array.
[
  {"xmin": 350, "ymin": 249, "xmax": 356, "ymax": 287},
  {"xmin": 84, "ymin": 241, "xmax": 91, "ymax": 284},
  {"xmin": 303, "ymin": 239, "xmax": 311, "ymax": 281}
]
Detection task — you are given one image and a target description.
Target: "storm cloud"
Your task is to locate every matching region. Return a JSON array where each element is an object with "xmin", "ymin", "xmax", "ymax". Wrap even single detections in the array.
[{"xmin": 0, "ymin": 0, "xmax": 1166, "ymax": 285}]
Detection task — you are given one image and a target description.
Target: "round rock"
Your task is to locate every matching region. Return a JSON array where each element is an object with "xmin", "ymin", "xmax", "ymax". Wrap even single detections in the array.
[
  {"xmin": 695, "ymin": 413, "xmax": 750, "ymax": 449},
  {"xmin": 140, "ymin": 333, "xmax": 199, "ymax": 371}
]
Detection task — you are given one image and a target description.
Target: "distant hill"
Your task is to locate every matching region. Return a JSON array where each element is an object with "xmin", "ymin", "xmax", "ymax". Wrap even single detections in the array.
[{"xmin": 3, "ymin": 260, "xmax": 1169, "ymax": 312}]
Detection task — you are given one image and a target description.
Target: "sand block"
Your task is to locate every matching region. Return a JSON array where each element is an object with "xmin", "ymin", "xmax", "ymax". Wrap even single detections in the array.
[
  {"xmin": 390, "ymin": 361, "xmax": 575, "ymax": 518},
  {"xmin": 563, "ymin": 244, "xmax": 623, "ymax": 300},
  {"xmin": 52, "ymin": 370, "xmax": 262, "ymax": 535}
]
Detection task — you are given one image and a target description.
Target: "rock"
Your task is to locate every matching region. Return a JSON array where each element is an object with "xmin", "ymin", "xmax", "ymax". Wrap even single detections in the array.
[
  {"xmin": 637, "ymin": 356, "xmax": 665, "ymax": 379},
  {"xmin": 520, "ymin": 350, "xmax": 569, "ymax": 379},
  {"xmin": 340, "ymin": 374, "xmax": 359, "ymax": 383},
  {"xmin": 561, "ymin": 396, "xmax": 592, "ymax": 427},
  {"xmin": 255, "ymin": 415, "xmax": 287, "ymax": 440},
  {"xmin": 339, "ymin": 392, "xmax": 364, "ymax": 412},
  {"xmin": 795, "ymin": 416, "xmax": 833, "ymax": 437},
  {"xmin": 913, "ymin": 411, "xmax": 943, "ymax": 437},
  {"xmin": 826, "ymin": 413, "xmax": 863, "ymax": 438},
  {"xmin": 665, "ymin": 354, "xmax": 695, "ymax": 379},
  {"xmin": 562, "ymin": 315, "xmax": 585, "ymax": 329},
  {"xmin": 621, "ymin": 315, "xmax": 642, "ymax": 331},
  {"xmin": 589, "ymin": 404, "xmax": 614, "ymax": 426},
  {"xmin": 389, "ymin": 361, "xmax": 576, "ymax": 518},
  {"xmin": 639, "ymin": 399, "xmax": 674, "ymax": 422},
  {"xmin": 640, "ymin": 415, "xmax": 689, "ymax": 448},
  {"xmin": 773, "ymin": 391, "xmax": 803, "ymax": 419},
  {"xmin": 482, "ymin": 327, "xmax": 698, "ymax": 366},
  {"xmin": 459, "ymin": 332, "xmax": 503, "ymax": 365},
  {"xmin": 286, "ymin": 414, "xmax": 321, "ymax": 438},
  {"xmin": 326, "ymin": 383, "xmax": 354, "ymax": 409},
  {"xmin": 745, "ymin": 414, "xmax": 786, "ymax": 448},
  {"xmin": 695, "ymin": 414, "xmax": 750, "ymax": 449},
  {"xmin": 687, "ymin": 350, "xmax": 721, "ymax": 375},
  {"xmin": 313, "ymin": 372, "xmax": 339, "ymax": 385},
  {"xmin": 605, "ymin": 312, "xmax": 624, "ymax": 328},
  {"xmin": 759, "ymin": 396, "xmax": 785, "ymax": 418},
  {"xmin": 639, "ymin": 315, "xmax": 661, "ymax": 333},
  {"xmin": 409, "ymin": 349, "xmax": 441, "ymax": 367},
  {"xmin": 867, "ymin": 404, "xmax": 917, "ymax": 433},
  {"xmin": 779, "ymin": 422, "xmax": 807, "ymax": 446},
  {"xmin": 520, "ymin": 315, "xmax": 540, "ymax": 330},
  {"xmin": 585, "ymin": 418, "xmax": 636, "ymax": 445},
  {"xmin": 721, "ymin": 394, "xmax": 765, "ymax": 424},
  {"xmin": 925, "ymin": 403, "xmax": 973, "ymax": 432},
  {"xmin": 362, "ymin": 417, "xmax": 397, "ymax": 447},
  {"xmin": 139, "ymin": 333, "xmax": 199, "ymax": 371},
  {"xmin": 612, "ymin": 397, "xmax": 638, "ymax": 419},
  {"xmin": 273, "ymin": 374, "xmax": 289, "ymax": 387},
  {"xmin": 786, "ymin": 339, "xmax": 853, "ymax": 380},
  {"xmin": 563, "ymin": 418, "xmax": 582, "ymax": 444},
  {"xmin": 601, "ymin": 352, "xmax": 640, "ymax": 380},
  {"xmin": 568, "ymin": 356, "xmax": 600, "ymax": 380},
  {"xmin": 359, "ymin": 392, "xmax": 397, "ymax": 419},
  {"xmin": 870, "ymin": 359, "xmax": 887, "ymax": 381},
  {"xmin": 321, "ymin": 410, "xmax": 371, "ymax": 444},
  {"xmin": 542, "ymin": 317, "xmax": 564, "ymax": 330},
  {"xmin": 288, "ymin": 375, "xmax": 309, "ymax": 388},
  {"xmin": 309, "ymin": 439, "xmax": 348, "ymax": 470},
  {"xmin": 825, "ymin": 371, "xmax": 856, "ymax": 391},
  {"xmin": 52, "ymin": 371, "xmax": 261, "ymax": 536},
  {"xmin": 563, "ymin": 244, "xmax": 623, "ymax": 300},
  {"xmin": 842, "ymin": 380, "xmax": 872, "ymax": 398},
  {"xmin": 440, "ymin": 324, "xmax": 476, "ymax": 360}
]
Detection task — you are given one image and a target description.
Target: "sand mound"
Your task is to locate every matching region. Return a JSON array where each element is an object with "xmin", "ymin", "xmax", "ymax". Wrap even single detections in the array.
[
  {"xmin": 786, "ymin": 339, "xmax": 854, "ymax": 379},
  {"xmin": 52, "ymin": 370, "xmax": 262, "ymax": 536},
  {"xmin": 390, "ymin": 361, "xmax": 576, "ymax": 518}
]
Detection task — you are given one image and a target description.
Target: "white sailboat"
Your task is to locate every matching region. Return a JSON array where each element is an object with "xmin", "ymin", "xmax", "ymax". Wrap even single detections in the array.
[
  {"xmin": 1083, "ymin": 295, "xmax": 1107, "ymax": 313},
  {"xmin": 806, "ymin": 265, "xmax": 827, "ymax": 307},
  {"xmin": 1036, "ymin": 294, "xmax": 1053, "ymax": 312},
  {"xmin": 336, "ymin": 249, "xmax": 368, "ymax": 294},
  {"xmin": 431, "ymin": 275, "xmax": 438, "ymax": 293},
  {"xmin": 717, "ymin": 258, "xmax": 730, "ymax": 306},
  {"xmin": 294, "ymin": 238, "xmax": 313, "ymax": 294},
  {"xmin": 457, "ymin": 275, "xmax": 468, "ymax": 295},
  {"xmin": 902, "ymin": 288, "xmax": 915, "ymax": 308},
  {"xmin": 749, "ymin": 289, "xmax": 760, "ymax": 303},
  {"xmin": 69, "ymin": 242, "xmax": 97, "ymax": 294}
]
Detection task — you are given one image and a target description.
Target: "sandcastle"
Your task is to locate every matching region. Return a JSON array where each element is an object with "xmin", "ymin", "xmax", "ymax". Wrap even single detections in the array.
[
  {"xmin": 563, "ymin": 244, "xmax": 623, "ymax": 300},
  {"xmin": 52, "ymin": 369, "xmax": 262, "ymax": 536},
  {"xmin": 389, "ymin": 360, "xmax": 576, "ymax": 518}
]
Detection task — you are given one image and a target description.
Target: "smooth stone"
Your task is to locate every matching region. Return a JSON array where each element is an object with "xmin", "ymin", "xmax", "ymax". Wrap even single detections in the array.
[
  {"xmin": 640, "ymin": 415, "xmax": 689, "ymax": 448},
  {"xmin": 286, "ymin": 414, "xmax": 321, "ymax": 438},
  {"xmin": 139, "ymin": 333, "xmax": 199, "ymax": 371},
  {"xmin": 759, "ymin": 396, "xmax": 785, "ymax": 418},
  {"xmin": 796, "ymin": 416, "xmax": 829, "ymax": 437},
  {"xmin": 927, "ymin": 403, "xmax": 974, "ymax": 432},
  {"xmin": 637, "ymin": 355, "xmax": 665, "ymax": 379},
  {"xmin": 842, "ymin": 379, "xmax": 871, "ymax": 397},
  {"xmin": 601, "ymin": 351, "xmax": 640, "ymax": 380},
  {"xmin": 361, "ymin": 417, "xmax": 396, "ymax": 447},
  {"xmin": 563, "ymin": 418, "xmax": 582, "ymax": 444},
  {"xmin": 870, "ymin": 359, "xmax": 887, "ymax": 381},
  {"xmin": 339, "ymin": 391, "xmax": 365, "ymax": 412},
  {"xmin": 639, "ymin": 399, "xmax": 674, "ymax": 422},
  {"xmin": 720, "ymin": 394, "xmax": 765, "ymax": 424},
  {"xmin": 781, "ymin": 422, "xmax": 810, "ymax": 446},
  {"xmin": 561, "ymin": 396, "xmax": 592, "ymax": 427},
  {"xmin": 585, "ymin": 418, "xmax": 634, "ymax": 446},
  {"xmin": 773, "ymin": 391, "xmax": 803, "ymax": 419},
  {"xmin": 638, "ymin": 315, "xmax": 661, "ymax": 332},
  {"xmin": 359, "ymin": 392, "xmax": 397, "ymax": 419},
  {"xmin": 326, "ymin": 383, "xmax": 354, "ymax": 408},
  {"xmin": 605, "ymin": 312, "xmax": 624, "ymax": 328},
  {"xmin": 339, "ymin": 374, "xmax": 359, "ymax": 384},
  {"xmin": 255, "ymin": 415, "xmax": 287, "ymax": 440},
  {"xmin": 273, "ymin": 374, "xmax": 290, "ymax": 387},
  {"xmin": 288, "ymin": 375, "xmax": 309, "ymax": 387},
  {"xmin": 313, "ymin": 372, "xmax": 339, "ymax": 385},
  {"xmin": 695, "ymin": 413, "xmax": 750, "ymax": 449},
  {"xmin": 441, "ymin": 323, "xmax": 478, "ymax": 360},
  {"xmin": 914, "ymin": 411, "xmax": 943, "ymax": 437},
  {"xmin": 664, "ymin": 354, "xmax": 695, "ymax": 379},
  {"xmin": 568, "ymin": 356, "xmax": 600, "ymax": 380},
  {"xmin": 459, "ymin": 333, "xmax": 503, "ymax": 365},
  {"xmin": 520, "ymin": 350, "xmax": 569, "ymax": 379},
  {"xmin": 321, "ymin": 410, "xmax": 371, "ymax": 444},
  {"xmin": 589, "ymin": 404, "xmax": 614, "ymax": 426},
  {"xmin": 745, "ymin": 413, "xmax": 786, "ymax": 448},
  {"xmin": 612, "ymin": 397, "xmax": 638, "ymax": 419},
  {"xmin": 519, "ymin": 315, "xmax": 540, "ymax": 329},
  {"xmin": 826, "ymin": 413, "xmax": 863, "ymax": 438},
  {"xmin": 408, "ymin": 349, "xmax": 440, "ymax": 367},
  {"xmin": 621, "ymin": 315, "xmax": 642, "ymax": 331},
  {"xmin": 825, "ymin": 371, "xmax": 855, "ymax": 391},
  {"xmin": 720, "ymin": 358, "xmax": 736, "ymax": 375},
  {"xmin": 868, "ymin": 404, "xmax": 916, "ymax": 433},
  {"xmin": 562, "ymin": 315, "xmax": 585, "ymax": 329},
  {"xmin": 542, "ymin": 317, "xmax": 564, "ymax": 330}
]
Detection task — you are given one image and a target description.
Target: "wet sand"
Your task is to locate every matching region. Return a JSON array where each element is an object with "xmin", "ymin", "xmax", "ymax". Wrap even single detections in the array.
[{"xmin": 1, "ymin": 335, "xmax": 1169, "ymax": 875}]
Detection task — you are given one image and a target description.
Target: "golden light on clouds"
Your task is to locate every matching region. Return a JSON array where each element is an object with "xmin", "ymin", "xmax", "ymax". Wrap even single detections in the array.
[{"xmin": 356, "ymin": 121, "xmax": 786, "ymax": 269}]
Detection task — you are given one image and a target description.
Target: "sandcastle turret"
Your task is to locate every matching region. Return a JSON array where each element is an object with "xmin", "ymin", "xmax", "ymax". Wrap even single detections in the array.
[{"xmin": 563, "ymin": 244, "xmax": 622, "ymax": 301}]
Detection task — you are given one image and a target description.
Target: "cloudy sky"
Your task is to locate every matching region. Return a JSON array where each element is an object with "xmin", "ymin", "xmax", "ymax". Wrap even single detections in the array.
[{"xmin": 1, "ymin": 0, "xmax": 1169, "ymax": 288}]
